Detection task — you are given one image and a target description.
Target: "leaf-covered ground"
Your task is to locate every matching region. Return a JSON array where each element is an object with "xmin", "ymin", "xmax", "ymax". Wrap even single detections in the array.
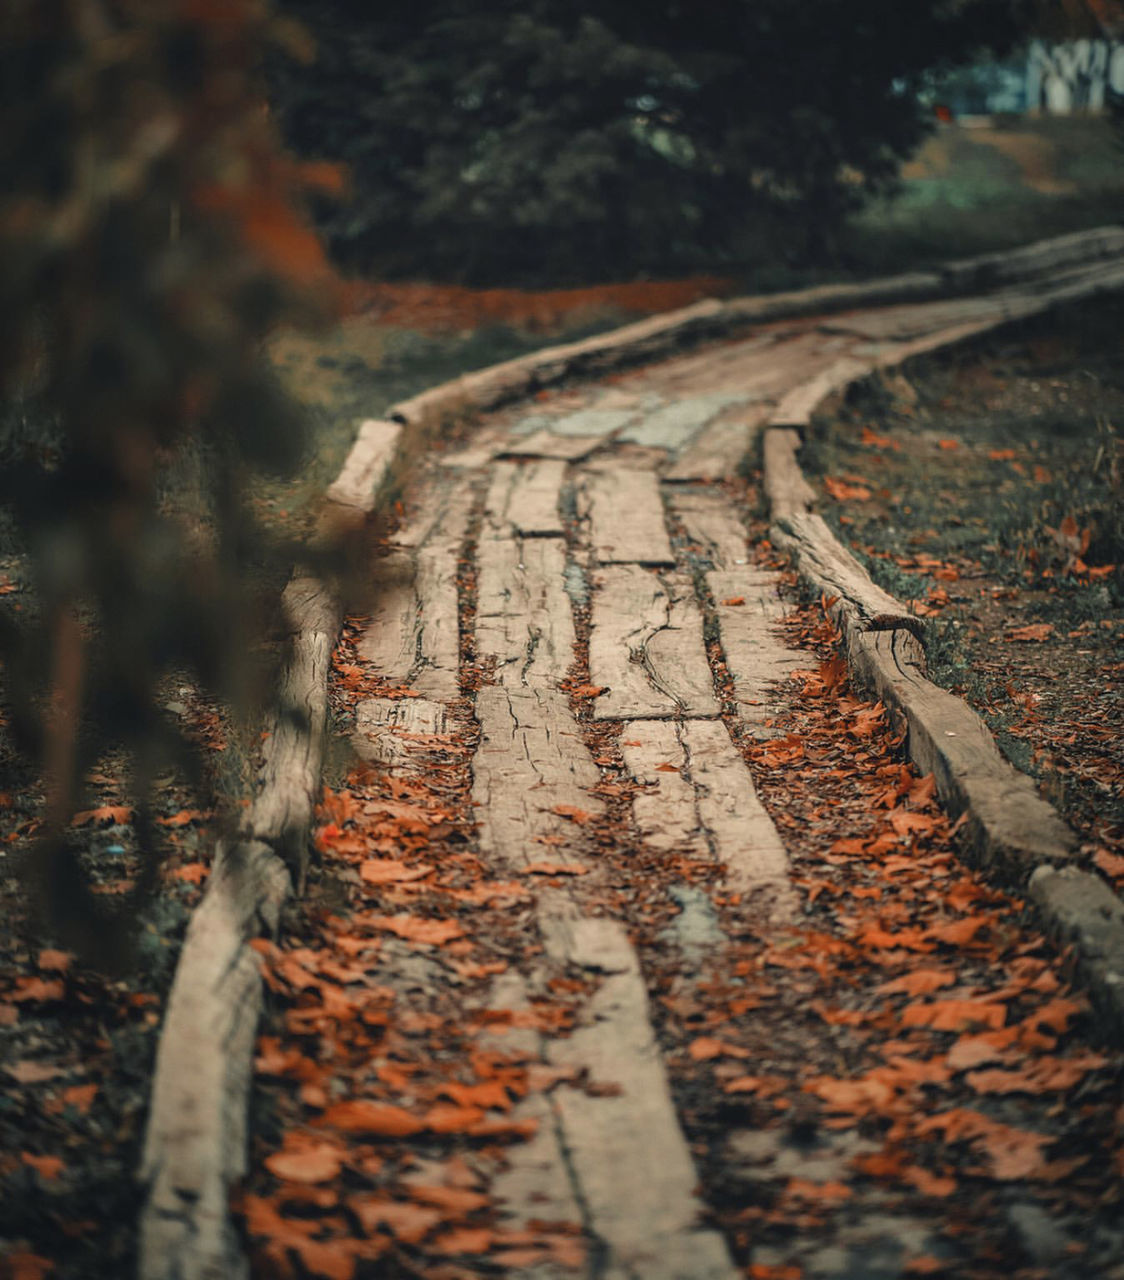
[{"xmin": 804, "ymin": 292, "xmax": 1124, "ymax": 877}]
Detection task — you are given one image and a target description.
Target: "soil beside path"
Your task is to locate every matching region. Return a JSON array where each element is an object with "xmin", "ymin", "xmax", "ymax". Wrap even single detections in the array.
[{"xmin": 242, "ymin": 297, "xmax": 1124, "ymax": 1280}]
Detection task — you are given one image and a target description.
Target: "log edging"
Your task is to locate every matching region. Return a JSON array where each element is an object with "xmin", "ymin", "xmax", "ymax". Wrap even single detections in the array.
[
  {"xmin": 760, "ymin": 275, "xmax": 1124, "ymax": 1042},
  {"xmin": 384, "ymin": 226, "xmax": 1124, "ymax": 433},
  {"xmin": 137, "ymin": 421, "xmax": 405, "ymax": 1280}
]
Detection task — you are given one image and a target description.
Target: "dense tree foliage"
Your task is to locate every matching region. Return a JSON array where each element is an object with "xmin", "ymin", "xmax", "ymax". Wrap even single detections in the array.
[
  {"xmin": 270, "ymin": 0, "xmax": 1024, "ymax": 283},
  {"xmin": 0, "ymin": 0, "xmax": 337, "ymax": 957}
]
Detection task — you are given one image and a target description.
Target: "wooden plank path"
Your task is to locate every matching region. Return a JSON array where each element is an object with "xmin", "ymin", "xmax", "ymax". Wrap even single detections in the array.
[{"xmin": 139, "ymin": 234, "xmax": 1124, "ymax": 1280}]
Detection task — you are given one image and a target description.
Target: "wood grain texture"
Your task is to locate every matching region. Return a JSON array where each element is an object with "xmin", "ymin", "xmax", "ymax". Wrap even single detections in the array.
[
  {"xmin": 476, "ymin": 536, "xmax": 576, "ymax": 687},
  {"xmin": 850, "ymin": 628, "xmax": 1078, "ymax": 880},
  {"xmin": 589, "ymin": 567, "xmax": 719, "ymax": 720},
  {"xmin": 324, "ymin": 419, "xmax": 403, "ymax": 510},
  {"xmin": 663, "ymin": 402, "xmax": 771, "ymax": 482},
  {"xmin": 580, "ymin": 468, "xmax": 674, "ymax": 566},
  {"xmin": 769, "ymin": 356, "xmax": 870, "ymax": 427},
  {"xmin": 706, "ymin": 567, "xmax": 806, "ymax": 734},
  {"xmin": 538, "ymin": 911, "xmax": 740, "ymax": 1280},
  {"xmin": 472, "ymin": 684, "xmax": 602, "ymax": 870},
  {"xmin": 139, "ymin": 840, "xmax": 290, "ymax": 1280},
  {"xmin": 483, "ymin": 459, "xmax": 566, "ymax": 538},
  {"xmin": 358, "ymin": 483, "xmax": 472, "ymax": 699},
  {"xmin": 622, "ymin": 722, "xmax": 791, "ymax": 907},
  {"xmin": 617, "ymin": 394, "xmax": 743, "ymax": 451},
  {"xmin": 244, "ymin": 576, "xmax": 338, "ymax": 880},
  {"xmin": 1028, "ymin": 866, "xmax": 1124, "ymax": 1044},
  {"xmin": 770, "ymin": 509, "xmax": 917, "ymax": 634},
  {"xmin": 352, "ymin": 697, "xmax": 452, "ymax": 767},
  {"xmin": 499, "ymin": 430, "xmax": 604, "ymax": 461},
  {"xmin": 670, "ymin": 488, "xmax": 747, "ymax": 568},
  {"xmin": 762, "ymin": 428, "xmax": 817, "ymax": 521}
]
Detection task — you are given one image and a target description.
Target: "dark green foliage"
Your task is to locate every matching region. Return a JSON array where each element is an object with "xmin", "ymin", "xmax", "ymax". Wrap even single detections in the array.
[
  {"xmin": 0, "ymin": 0, "xmax": 336, "ymax": 962},
  {"xmin": 270, "ymin": 0, "xmax": 1023, "ymax": 283}
]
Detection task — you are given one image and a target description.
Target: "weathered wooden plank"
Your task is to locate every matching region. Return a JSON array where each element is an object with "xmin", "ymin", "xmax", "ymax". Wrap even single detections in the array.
[
  {"xmin": 352, "ymin": 697, "xmax": 452, "ymax": 767},
  {"xmin": 670, "ymin": 489, "xmax": 747, "ymax": 569},
  {"xmin": 762, "ymin": 428, "xmax": 817, "ymax": 521},
  {"xmin": 139, "ymin": 839, "xmax": 291, "ymax": 1280},
  {"xmin": 538, "ymin": 911, "xmax": 740, "ymax": 1280},
  {"xmin": 324, "ymin": 419, "xmax": 403, "ymax": 511},
  {"xmin": 942, "ymin": 224, "xmax": 1124, "ymax": 291},
  {"xmin": 663, "ymin": 402, "xmax": 771, "ymax": 483},
  {"xmin": 850, "ymin": 628, "xmax": 1078, "ymax": 880},
  {"xmin": 548, "ymin": 406, "xmax": 637, "ymax": 438},
  {"xmin": 620, "ymin": 721, "xmax": 707, "ymax": 857},
  {"xmin": 819, "ymin": 297, "xmax": 991, "ymax": 342},
  {"xmin": 589, "ymin": 567, "xmax": 719, "ymax": 720},
  {"xmin": 857, "ymin": 316, "xmax": 1005, "ymax": 367},
  {"xmin": 682, "ymin": 719, "xmax": 792, "ymax": 906},
  {"xmin": 358, "ymin": 484, "xmax": 472, "ymax": 699},
  {"xmin": 622, "ymin": 722, "xmax": 792, "ymax": 909},
  {"xmin": 499, "ymin": 430, "xmax": 603, "ymax": 461},
  {"xmin": 483, "ymin": 459, "xmax": 566, "ymax": 538},
  {"xmin": 1028, "ymin": 866, "xmax": 1124, "ymax": 1044},
  {"xmin": 472, "ymin": 685, "xmax": 602, "ymax": 870},
  {"xmin": 382, "ymin": 232, "xmax": 1124, "ymax": 436},
  {"xmin": 706, "ymin": 568, "xmax": 806, "ymax": 734},
  {"xmin": 435, "ymin": 426, "xmax": 510, "ymax": 470},
  {"xmin": 617, "ymin": 394, "xmax": 743, "ymax": 450},
  {"xmin": 769, "ymin": 509, "xmax": 919, "ymax": 636},
  {"xmin": 243, "ymin": 576, "xmax": 338, "ymax": 880},
  {"xmin": 476, "ymin": 536, "xmax": 576, "ymax": 687},
  {"xmin": 769, "ymin": 356, "xmax": 870, "ymax": 428},
  {"xmin": 580, "ymin": 468, "xmax": 674, "ymax": 566}
]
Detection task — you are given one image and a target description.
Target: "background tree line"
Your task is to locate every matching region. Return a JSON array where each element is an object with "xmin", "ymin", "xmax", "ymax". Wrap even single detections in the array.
[{"xmin": 268, "ymin": 0, "xmax": 1028, "ymax": 284}]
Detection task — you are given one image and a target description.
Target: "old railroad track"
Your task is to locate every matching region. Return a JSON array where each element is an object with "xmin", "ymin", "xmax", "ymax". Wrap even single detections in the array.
[{"xmin": 141, "ymin": 230, "xmax": 1124, "ymax": 1280}]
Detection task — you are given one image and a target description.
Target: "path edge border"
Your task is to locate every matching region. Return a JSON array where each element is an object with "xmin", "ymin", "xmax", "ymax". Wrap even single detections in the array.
[
  {"xmin": 136, "ymin": 422, "xmax": 403, "ymax": 1280},
  {"xmin": 760, "ymin": 280, "xmax": 1124, "ymax": 1044}
]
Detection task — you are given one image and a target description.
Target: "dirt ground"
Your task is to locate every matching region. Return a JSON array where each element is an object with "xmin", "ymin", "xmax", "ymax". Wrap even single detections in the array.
[{"xmin": 803, "ymin": 292, "xmax": 1124, "ymax": 886}]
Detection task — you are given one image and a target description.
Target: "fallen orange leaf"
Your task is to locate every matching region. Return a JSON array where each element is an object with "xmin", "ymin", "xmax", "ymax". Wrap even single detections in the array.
[
  {"xmin": 550, "ymin": 805, "xmax": 595, "ymax": 824},
  {"xmin": 265, "ymin": 1142, "xmax": 343, "ymax": 1184},
  {"xmin": 71, "ymin": 805, "xmax": 133, "ymax": 827},
  {"xmin": 320, "ymin": 1100, "xmax": 424, "ymax": 1137},
  {"xmin": 22, "ymin": 1152, "xmax": 64, "ymax": 1181}
]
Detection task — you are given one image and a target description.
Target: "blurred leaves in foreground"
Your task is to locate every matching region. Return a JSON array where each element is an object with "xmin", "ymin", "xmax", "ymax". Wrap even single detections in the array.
[{"xmin": 0, "ymin": 0, "xmax": 341, "ymax": 963}]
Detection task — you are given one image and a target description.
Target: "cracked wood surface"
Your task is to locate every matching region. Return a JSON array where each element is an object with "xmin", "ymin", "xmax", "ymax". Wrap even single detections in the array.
[
  {"xmin": 472, "ymin": 685, "xmax": 602, "ymax": 870},
  {"xmin": 589, "ymin": 566, "xmax": 719, "ymax": 720},
  {"xmin": 537, "ymin": 909, "xmax": 740, "ymax": 1280},
  {"xmin": 499, "ymin": 430, "xmax": 605, "ymax": 461},
  {"xmin": 579, "ymin": 468, "xmax": 675, "ymax": 566},
  {"xmin": 616, "ymin": 393, "xmax": 745, "ymax": 451},
  {"xmin": 352, "ymin": 697, "xmax": 452, "ymax": 767},
  {"xmin": 358, "ymin": 480, "xmax": 472, "ymax": 699},
  {"xmin": 476, "ymin": 536, "xmax": 576, "ymax": 687},
  {"xmin": 622, "ymin": 721, "xmax": 794, "ymax": 919},
  {"xmin": 706, "ymin": 567, "xmax": 807, "ymax": 734},
  {"xmin": 484, "ymin": 459, "xmax": 566, "ymax": 537},
  {"xmin": 140, "ymin": 840, "xmax": 290, "ymax": 1280}
]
